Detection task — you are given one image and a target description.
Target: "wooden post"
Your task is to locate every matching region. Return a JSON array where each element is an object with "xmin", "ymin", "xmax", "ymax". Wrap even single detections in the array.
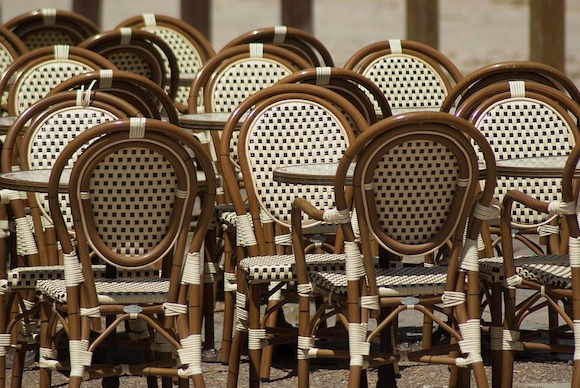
[
  {"xmin": 72, "ymin": 0, "xmax": 101, "ymax": 27},
  {"xmin": 406, "ymin": 0, "xmax": 439, "ymax": 49},
  {"xmin": 182, "ymin": 0, "xmax": 212, "ymax": 41},
  {"xmin": 530, "ymin": 0, "xmax": 565, "ymax": 71},
  {"xmin": 281, "ymin": 0, "xmax": 313, "ymax": 33}
]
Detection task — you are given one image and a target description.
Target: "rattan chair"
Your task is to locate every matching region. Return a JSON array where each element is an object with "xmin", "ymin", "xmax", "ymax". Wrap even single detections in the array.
[
  {"xmin": 456, "ymin": 81, "xmax": 580, "ymax": 387},
  {"xmin": 276, "ymin": 66, "xmax": 392, "ymax": 133},
  {"xmin": 440, "ymin": 60, "xmax": 580, "ymax": 113},
  {"xmin": 48, "ymin": 69, "xmax": 180, "ymax": 124},
  {"xmin": 3, "ymin": 8, "xmax": 100, "ymax": 50},
  {"xmin": 188, "ymin": 43, "xmax": 312, "ymax": 365},
  {"xmin": 343, "ymin": 39, "xmax": 463, "ymax": 114},
  {"xmin": 291, "ymin": 111, "xmax": 497, "ymax": 387},
  {"xmin": 220, "ymin": 83, "xmax": 368, "ymax": 387},
  {"xmin": 116, "ymin": 13, "xmax": 216, "ymax": 113},
  {"xmin": 78, "ymin": 27, "xmax": 180, "ymax": 103},
  {"xmin": 0, "ymin": 45, "xmax": 116, "ymax": 116},
  {"xmin": 0, "ymin": 90, "xmax": 143, "ymax": 386},
  {"xmin": 34, "ymin": 117, "xmax": 216, "ymax": 387},
  {"xmin": 222, "ymin": 25, "xmax": 334, "ymax": 68}
]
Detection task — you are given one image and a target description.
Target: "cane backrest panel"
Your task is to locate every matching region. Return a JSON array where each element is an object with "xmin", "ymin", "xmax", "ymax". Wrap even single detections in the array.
[
  {"xmin": 0, "ymin": 45, "xmax": 116, "ymax": 116},
  {"xmin": 441, "ymin": 60, "xmax": 580, "ymax": 113},
  {"xmin": 344, "ymin": 39, "xmax": 463, "ymax": 114},
  {"xmin": 79, "ymin": 28, "xmax": 179, "ymax": 102},
  {"xmin": 48, "ymin": 69, "xmax": 179, "ymax": 124},
  {"xmin": 116, "ymin": 13, "xmax": 215, "ymax": 112},
  {"xmin": 3, "ymin": 8, "xmax": 100, "ymax": 50}
]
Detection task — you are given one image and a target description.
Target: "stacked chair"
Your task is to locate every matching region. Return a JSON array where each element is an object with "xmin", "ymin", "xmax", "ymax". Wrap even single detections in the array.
[
  {"xmin": 222, "ymin": 25, "xmax": 334, "ymax": 67},
  {"xmin": 116, "ymin": 13, "xmax": 216, "ymax": 113},
  {"xmin": 3, "ymin": 8, "xmax": 100, "ymax": 50},
  {"xmin": 78, "ymin": 27, "xmax": 180, "ymax": 104}
]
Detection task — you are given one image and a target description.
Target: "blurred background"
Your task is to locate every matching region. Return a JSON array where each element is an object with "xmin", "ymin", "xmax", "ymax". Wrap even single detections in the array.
[{"xmin": 1, "ymin": 0, "xmax": 580, "ymax": 82}]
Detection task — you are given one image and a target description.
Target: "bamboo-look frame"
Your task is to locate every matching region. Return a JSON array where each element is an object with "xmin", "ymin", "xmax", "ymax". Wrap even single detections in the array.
[
  {"xmin": 291, "ymin": 111, "xmax": 497, "ymax": 387},
  {"xmin": 221, "ymin": 25, "xmax": 334, "ymax": 68},
  {"xmin": 48, "ymin": 69, "xmax": 180, "ymax": 125},
  {"xmin": 42, "ymin": 118, "xmax": 216, "ymax": 387},
  {"xmin": 78, "ymin": 28, "xmax": 180, "ymax": 102},
  {"xmin": 220, "ymin": 83, "xmax": 367, "ymax": 387}
]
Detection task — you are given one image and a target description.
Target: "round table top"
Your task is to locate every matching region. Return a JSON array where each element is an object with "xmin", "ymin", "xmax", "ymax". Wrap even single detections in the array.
[
  {"xmin": 0, "ymin": 116, "xmax": 17, "ymax": 135},
  {"xmin": 0, "ymin": 169, "xmax": 215, "ymax": 193},
  {"xmin": 273, "ymin": 162, "xmax": 354, "ymax": 185},
  {"xmin": 496, "ymin": 155, "xmax": 577, "ymax": 178},
  {"xmin": 179, "ymin": 112, "xmax": 245, "ymax": 131}
]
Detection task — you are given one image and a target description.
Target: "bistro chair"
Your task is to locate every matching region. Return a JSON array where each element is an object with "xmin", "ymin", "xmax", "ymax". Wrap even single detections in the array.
[
  {"xmin": 455, "ymin": 80, "xmax": 580, "ymax": 386},
  {"xmin": 116, "ymin": 13, "xmax": 216, "ymax": 113},
  {"xmin": 290, "ymin": 111, "xmax": 497, "ymax": 387},
  {"xmin": 440, "ymin": 60, "xmax": 580, "ymax": 113},
  {"xmin": 0, "ymin": 90, "xmax": 143, "ymax": 386},
  {"xmin": 35, "ymin": 117, "xmax": 216, "ymax": 387},
  {"xmin": 0, "ymin": 26, "xmax": 28, "ymax": 111},
  {"xmin": 0, "ymin": 45, "xmax": 116, "ymax": 116},
  {"xmin": 3, "ymin": 8, "xmax": 100, "ymax": 50},
  {"xmin": 220, "ymin": 83, "xmax": 368, "ymax": 386},
  {"xmin": 48, "ymin": 69, "xmax": 180, "ymax": 125},
  {"xmin": 78, "ymin": 27, "xmax": 180, "ymax": 103},
  {"xmin": 344, "ymin": 39, "xmax": 463, "ymax": 114},
  {"xmin": 187, "ymin": 42, "xmax": 311, "ymax": 364},
  {"xmin": 222, "ymin": 25, "xmax": 334, "ymax": 67}
]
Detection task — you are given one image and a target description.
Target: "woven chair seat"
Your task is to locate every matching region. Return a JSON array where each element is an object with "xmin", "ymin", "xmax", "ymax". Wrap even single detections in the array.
[
  {"xmin": 311, "ymin": 266, "xmax": 449, "ymax": 297},
  {"xmin": 479, "ymin": 254, "xmax": 570, "ymax": 288},
  {"xmin": 37, "ymin": 276, "xmax": 170, "ymax": 304},
  {"xmin": 239, "ymin": 253, "xmax": 347, "ymax": 284},
  {"xmin": 8, "ymin": 265, "xmax": 105, "ymax": 289}
]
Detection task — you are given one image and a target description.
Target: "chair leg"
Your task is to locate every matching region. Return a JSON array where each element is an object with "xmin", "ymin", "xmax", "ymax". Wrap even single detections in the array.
[
  {"xmin": 220, "ymin": 233, "xmax": 237, "ymax": 365},
  {"xmin": 38, "ymin": 302, "xmax": 52, "ymax": 388},
  {"xmin": 226, "ymin": 330, "xmax": 246, "ymax": 388},
  {"xmin": 259, "ymin": 299, "xmax": 279, "ymax": 382},
  {"xmin": 489, "ymin": 282, "xmax": 503, "ymax": 388},
  {"xmin": 247, "ymin": 284, "xmax": 262, "ymax": 388}
]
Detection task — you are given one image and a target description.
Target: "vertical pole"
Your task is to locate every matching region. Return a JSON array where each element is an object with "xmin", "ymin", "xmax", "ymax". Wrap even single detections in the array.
[
  {"xmin": 182, "ymin": 0, "xmax": 212, "ymax": 41},
  {"xmin": 406, "ymin": 0, "xmax": 439, "ymax": 49},
  {"xmin": 72, "ymin": 0, "xmax": 101, "ymax": 27},
  {"xmin": 281, "ymin": 0, "xmax": 313, "ymax": 33},
  {"xmin": 530, "ymin": 0, "xmax": 565, "ymax": 71}
]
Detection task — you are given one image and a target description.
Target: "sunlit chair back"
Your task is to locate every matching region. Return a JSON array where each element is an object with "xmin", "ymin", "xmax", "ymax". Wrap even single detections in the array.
[{"xmin": 344, "ymin": 39, "xmax": 463, "ymax": 114}]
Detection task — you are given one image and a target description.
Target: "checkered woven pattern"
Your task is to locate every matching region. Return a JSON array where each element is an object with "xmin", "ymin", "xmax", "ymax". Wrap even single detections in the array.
[
  {"xmin": 480, "ymin": 254, "xmax": 571, "ymax": 288},
  {"xmin": 311, "ymin": 266, "xmax": 448, "ymax": 296},
  {"xmin": 245, "ymin": 101, "xmax": 349, "ymax": 226},
  {"xmin": 372, "ymin": 139, "xmax": 458, "ymax": 245},
  {"xmin": 106, "ymin": 52, "xmax": 153, "ymax": 81},
  {"xmin": 240, "ymin": 253, "xmax": 347, "ymax": 283},
  {"xmin": 14, "ymin": 60, "xmax": 95, "ymax": 114},
  {"xmin": 36, "ymin": 277, "xmax": 170, "ymax": 304},
  {"xmin": 475, "ymin": 97, "xmax": 574, "ymax": 226},
  {"xmin": 362, "ymin": 54, "xmax": 447, "ymax": 112},
  {"xmin": 145, "ymin": 25, "xmax": 204, "ymax": 107},
  {"xmin": 21, "ymin": 30, "xmax": 76, "ymax": 50},
  {"xmin": 210, "ymin": 59, "xmax": 293, "ymax": 113},
  {"xmin": 88, "ymin": 148, "xmax": 177, "ymax": 256},
  {"xmin": 27, "ymin": 106, "xmax": 119, "ymax": 230}
]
